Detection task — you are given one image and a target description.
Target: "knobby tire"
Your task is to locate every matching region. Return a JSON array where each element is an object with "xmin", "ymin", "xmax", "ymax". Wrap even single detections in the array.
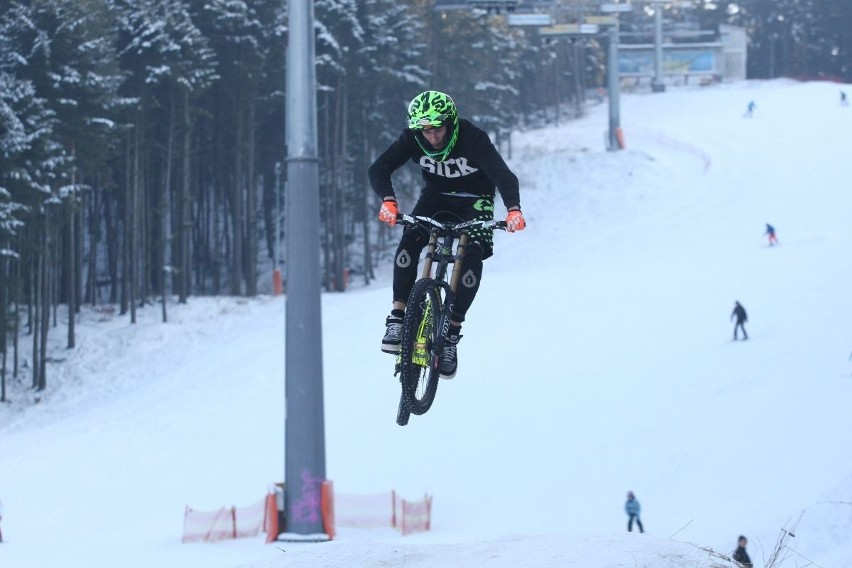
[{"xmin": 398, "ymin": 278, "xmax": 442, "ymax": 416}]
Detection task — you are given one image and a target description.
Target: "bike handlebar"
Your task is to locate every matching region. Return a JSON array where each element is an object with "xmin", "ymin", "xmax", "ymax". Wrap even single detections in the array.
[{"xmin": 396, "ymin": 213, "xmax": 507, "ymax": 233}]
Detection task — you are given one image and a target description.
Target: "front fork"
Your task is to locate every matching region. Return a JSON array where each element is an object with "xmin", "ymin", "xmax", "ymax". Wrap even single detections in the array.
[
  {"xmin": 406, "ymin": 232, "xmax": 467, "ymax": 369},
  {"xmin": 412, "ymin": 297, "xmax": 433, "ymax": 367}
]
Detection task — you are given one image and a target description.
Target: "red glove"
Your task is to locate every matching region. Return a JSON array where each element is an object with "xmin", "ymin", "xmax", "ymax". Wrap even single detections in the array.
[
  {"xmin": 506, "ymin": 209, "xmax": 526, "ymax": 232},
  {"xmin": 378, "ymin": 199, "xmax": 398, "ymax": 226}
]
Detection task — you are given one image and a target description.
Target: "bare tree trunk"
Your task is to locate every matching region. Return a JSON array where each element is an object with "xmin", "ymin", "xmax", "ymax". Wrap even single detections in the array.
[
  {"xmin": 321, "ymin": 94, "xmax": 332, "ymax": 291},
  {"xmin": 32, "ymin": 243, "xmax": 41, "ymax": 389},
  {"xmin": 162, "ymin": 89, "xmax": 176, "ymax": 323},
  {"xmin": 1, "ymin": 243, "xmax": 7, "ymax": 402},
  {"xmin": 120, "ymin": 137, "xmax": 130, "ymax": 315},
  {"xmin": 211, "ymin": 98, "xmax": 226, "ymax": 296},
  {"xmin": 230, "ymin": 107, "xmax": 244, "ymax": 296},
  {"xmin": 139, "ymin": 136, "xmax": 149, "ymax": 309},
  {"xmin": 39, "ymin": 223, "xmax": 50, "ymax": 391},
  {"xmin": 334, "ymin": 80, "xmax": 348, "ymax": 291},
  {"xmin": 361, "ymin": 104, "xmax": 375, "ymax": 283},
  {"xmin": 13, "ymin": 237, "xmax": 22, "ymax": 379},
  {"xmin": 85, "ymin": 181, "xmax": 98, "ymax": 305},
  {"xmin": 262, "ymin": 166, "xmax": 276, "ymax": 260},
  {"xmin": 180, "ymin": 89, "xmax": 191, "ymax": 302},
  {"xmin": 129, "ymin": 114, "xmax": 142, "ymax": 324},
  {"xmin": 68, "ymin": 155, "xmax": 77, "ymax": 349},
  {"xmin": 245, "ymin": 96, "xmax": 257, "ymax": 297},
  {"xmin": 104, "ymin": 185, "xmax": 117, "ymax": 304}
]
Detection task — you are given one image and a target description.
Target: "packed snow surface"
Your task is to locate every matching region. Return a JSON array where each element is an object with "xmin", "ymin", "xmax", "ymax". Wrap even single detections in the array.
[{"xmin": 1, "ymin": 79, "xmax": 851, "ymax": 568}]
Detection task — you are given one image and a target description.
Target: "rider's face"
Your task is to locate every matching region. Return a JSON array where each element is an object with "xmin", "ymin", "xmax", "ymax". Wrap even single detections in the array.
[{"xmin": 421, "ymin": 124, "xmax": 448, "ymax": 150}]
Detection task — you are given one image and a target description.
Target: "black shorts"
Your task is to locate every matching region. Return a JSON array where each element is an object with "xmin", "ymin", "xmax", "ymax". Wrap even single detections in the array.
[{"xmin": 408, "ymin": 190, "xmax": 495, "ymax": 259}]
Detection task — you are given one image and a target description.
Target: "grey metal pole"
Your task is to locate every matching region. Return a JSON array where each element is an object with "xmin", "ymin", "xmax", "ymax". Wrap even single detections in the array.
[
  {"xmin": 607, "ymin": 25, "xmax": 621, "ymax": 151},
  {"xmin": 651, "ymin": 3, "xmax": 665, "ymax": 93},
  {"xmin": 284, "ymin": 0, "xmax": 326, "ymax": 537}
]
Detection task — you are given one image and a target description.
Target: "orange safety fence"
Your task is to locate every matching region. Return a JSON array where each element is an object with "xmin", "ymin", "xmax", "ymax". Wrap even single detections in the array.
[
  {"xmin": 399, "ymin": 495, "xmax": 432, "ymax": 536},
  {"xmin": 182, "ymin": 497, "xmax": 269, "ymax": 543},
  {"xmin": 206, "ymin": 484, "xmax": 429, "ymax": 543},
  {"xmin": 335, "ymin": 490, "xmax": 398, "ymax": 529},
  {"xmin": 333, "ymin": 490, "xmax": 431, "ymax": 536}
]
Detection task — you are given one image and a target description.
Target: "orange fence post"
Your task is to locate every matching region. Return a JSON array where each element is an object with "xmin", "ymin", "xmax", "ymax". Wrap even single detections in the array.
[
  {"xmin": 273, "ymin": 269, "xmax": 283, "ymax": 296},
  {"xmin": 321, "ymin": 481, "xmax": 336, "ymax": 540},
  {"xmin": 615, "ymin": 127, "xmax": 626, "ymax": 150},
  {"xmin": 265, "ymin": 493, "xmax": 279, "ymax": 543},
  {"xmin": 391, "ymin": 490, "xmax": 397, "ymax": 528}
]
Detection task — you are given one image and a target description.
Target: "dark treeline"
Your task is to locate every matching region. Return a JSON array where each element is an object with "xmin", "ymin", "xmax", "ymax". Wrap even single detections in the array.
[{"xmin": 1, "ymin": 0, "xmax": 850, "ymax": 395}]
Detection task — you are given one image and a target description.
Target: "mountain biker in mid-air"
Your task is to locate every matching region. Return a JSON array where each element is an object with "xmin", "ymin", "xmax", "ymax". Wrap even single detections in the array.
[{"xmin": 369, "ymin": 90, "xmax": 525, "ymax": 379}]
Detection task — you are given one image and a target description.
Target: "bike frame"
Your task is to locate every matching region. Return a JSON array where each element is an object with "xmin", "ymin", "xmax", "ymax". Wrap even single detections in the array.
[{"xmin": 400, "ymin": 214, "xmax": 504, "ymax": 352}]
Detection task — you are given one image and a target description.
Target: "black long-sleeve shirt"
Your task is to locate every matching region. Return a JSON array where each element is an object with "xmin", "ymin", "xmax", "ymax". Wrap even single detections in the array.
[{"xmin": 368, "ymin": 118, "xmax": 520, "ymax": 210}]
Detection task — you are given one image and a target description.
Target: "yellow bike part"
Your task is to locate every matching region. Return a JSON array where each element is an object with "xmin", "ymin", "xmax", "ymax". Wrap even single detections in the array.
[{"xmin": 412, "ymin": 297, "xmax": 434, "ymax": 367}]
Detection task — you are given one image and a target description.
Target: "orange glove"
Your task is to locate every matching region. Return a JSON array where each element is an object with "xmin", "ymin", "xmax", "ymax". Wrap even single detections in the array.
[
  {"xmin": 378, "ymin": 199, "xmax": 398, "ymax": 226},
  {"xmin": 506, "ymin": 209, "xmax": 525, "ymax": 232}
]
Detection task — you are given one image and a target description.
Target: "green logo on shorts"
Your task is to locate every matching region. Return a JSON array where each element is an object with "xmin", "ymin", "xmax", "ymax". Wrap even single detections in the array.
[{"xmin": 473, "ymin": 198, "xmax": 494, "ymax": 212}]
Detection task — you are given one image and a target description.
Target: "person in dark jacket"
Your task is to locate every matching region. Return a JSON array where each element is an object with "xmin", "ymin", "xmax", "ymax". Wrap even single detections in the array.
[
  {"xmin": 732, "ymin": 301, "xmax": 748, "ymax": 341},
  {"xmin": 732, "ymin": 535, "xmax": 753, "ymax": 567},
  {"xmin": 765, "ymin": 223, "xmax": 778, "ymax": 246},
  {"xmin": 370, "ymin": 90, "xmax": 525, "ymax": 379},
  {"xmin": 625, "ymin": 491, "xmax": 644, "ymax": 533}
]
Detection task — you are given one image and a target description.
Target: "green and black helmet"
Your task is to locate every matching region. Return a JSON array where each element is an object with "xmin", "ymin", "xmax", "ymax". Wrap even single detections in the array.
[{"xmin": 407, "ymin": 90, "xmax": 459, "ymax": 162}]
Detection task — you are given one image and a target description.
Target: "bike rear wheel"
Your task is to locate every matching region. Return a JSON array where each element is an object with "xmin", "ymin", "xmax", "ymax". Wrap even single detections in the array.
[{"xmin": 398, "ymin": 278, "xmax": 443, "ymax": 416}]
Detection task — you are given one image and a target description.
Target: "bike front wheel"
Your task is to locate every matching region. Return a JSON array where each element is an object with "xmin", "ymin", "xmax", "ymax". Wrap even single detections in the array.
[{"xmin": 399, "ymin": 278, "xmax": 443, "ymax": 416}]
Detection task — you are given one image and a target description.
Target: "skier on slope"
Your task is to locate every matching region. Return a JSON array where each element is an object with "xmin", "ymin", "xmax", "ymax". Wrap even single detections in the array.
[
  {"xmin": 625, "ymin": 491, "xmax": 644, "ymax": 533},
  {"xmin": 732, "ymin": 301, "xmax": 748, "ymax": 341},
  {"xmin": 765, "ymin": 223, "xmax": 778, "ymax": 246},
  {"xmin": 369, "ymin": 90, "xmax": 525, "ymax": 379}
]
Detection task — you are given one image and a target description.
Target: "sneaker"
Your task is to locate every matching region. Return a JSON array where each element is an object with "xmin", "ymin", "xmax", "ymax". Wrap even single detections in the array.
[
  {"xmin": 439, "ymin": 333, "xmax": 461, "ymax": 379},
  {"xmin": 381, "ymin": 310, "xmax": 404, "ymax": 354}
]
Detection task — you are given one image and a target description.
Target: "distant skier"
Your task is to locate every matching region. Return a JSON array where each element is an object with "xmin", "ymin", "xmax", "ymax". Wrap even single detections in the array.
[
  {"xmin": 732, "ymin": 535, "xmax": 753, "ymax": 567},
  {"xmin": 743, "ymin": 100, "xmax": 756, "ymax": 118},
  {"xmin": 842, "ymin": 91, "xmax": 849, "ymax": 107},
  {"xmin": 625, "ymin": 491, "xmax": 644, "ymax": 533},
  {"xmin": 765, "ymin": 223, "xmax": 778, "ymax": 246},
  {"xmin": 0, "ymin": 499, "xmax": 4, "ymax": 543},
  {"xmin": 732, "ymin": 301, "xmax": 748, "ymax": 341}
]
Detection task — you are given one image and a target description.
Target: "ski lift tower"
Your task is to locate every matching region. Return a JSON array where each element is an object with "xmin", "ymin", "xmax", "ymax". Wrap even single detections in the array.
[
  {"xmin": 647, "ymin": 0, "xmax": 667, "ymax": 92},
  {"xmin": 283, "ymin": 0, "xmax": 328, "ymax": 540},
  {"xmin": 599, "ymin": 3, "xmax": 631, "ymax": 150}
]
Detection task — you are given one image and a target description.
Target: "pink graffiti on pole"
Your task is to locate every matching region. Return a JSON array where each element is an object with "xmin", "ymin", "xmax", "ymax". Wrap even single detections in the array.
[{"xmin": 291, "ymin": 469, "xmax": 322, "ymax": 524}]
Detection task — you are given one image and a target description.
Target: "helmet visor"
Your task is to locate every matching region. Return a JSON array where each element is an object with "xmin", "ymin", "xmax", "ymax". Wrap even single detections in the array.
[{"xmin": 409, "ymin": 113, "xmax": 451, "ymax": 130}]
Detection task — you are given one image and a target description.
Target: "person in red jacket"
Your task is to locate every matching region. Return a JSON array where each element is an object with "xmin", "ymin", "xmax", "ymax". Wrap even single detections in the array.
[{"xmin": 370, "ymin": 90, "xmax": 525, "ymax": 379}]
